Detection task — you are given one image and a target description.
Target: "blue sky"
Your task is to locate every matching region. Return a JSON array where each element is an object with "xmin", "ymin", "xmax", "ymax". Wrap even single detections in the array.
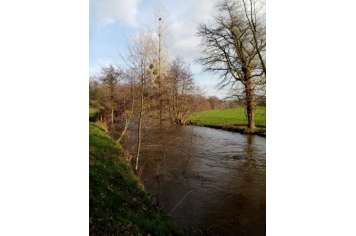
[{"xmin": 89, "ymin": 0, "xmax": 229, "ymax": 99}]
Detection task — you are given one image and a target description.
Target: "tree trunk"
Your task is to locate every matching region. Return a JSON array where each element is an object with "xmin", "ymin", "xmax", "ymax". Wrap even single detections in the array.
[
  {"xmin": 159, "ymin": 85, "xmax": 162, "ymax": 123},
  {"xmin": 111, "ymin": 108, "xmax": 114, "ymax": 127},
  {"xmin": 117, "ymin": 98, "xmax": 134, "ymax": 143},
  {"xmin": 135, "ymin": 86, "xmax": 144, "ymax": 175},
  {"xmin": 245, "ymin": 71, "xmax": 256, "ymax": 130},
  {"xmin": 135, "ymin": 114, "xmax": 142, "ymax": 174},
  {"xmin": 158, "ymin": 20, "xmax": 162, "ymax": 124}
]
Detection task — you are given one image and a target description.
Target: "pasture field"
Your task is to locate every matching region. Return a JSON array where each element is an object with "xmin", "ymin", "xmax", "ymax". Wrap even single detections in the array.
[{"xmin": 189, "ymin": 107, "xmax": 266, "ymax": 127}]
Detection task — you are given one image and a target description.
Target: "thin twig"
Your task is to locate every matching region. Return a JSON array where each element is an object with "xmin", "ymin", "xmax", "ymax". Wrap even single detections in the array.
[{"xmin": 169, "ymin": 189, "xmax": 193, "ymax": 215}]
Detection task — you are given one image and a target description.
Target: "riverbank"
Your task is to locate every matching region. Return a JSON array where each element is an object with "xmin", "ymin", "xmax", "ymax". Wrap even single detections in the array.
[
  {"xmin": 190, "ymin": 123, "xmax": 266, "ymax": 137},
  {"xmin": 150, "ymin": 108, "xmax": 266, "ymax": 136},
  {"xmin": 89, "ymin": 109, "xmax": 184, "ymax": 235},
  {"xmin": 189, "ymin": 107, "xmax": 266, "ymax": 136}
]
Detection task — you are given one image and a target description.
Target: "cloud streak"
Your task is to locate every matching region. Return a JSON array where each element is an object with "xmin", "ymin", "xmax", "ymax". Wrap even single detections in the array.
[{"xmin": 91, "ymin": 0, "xmax": 141, "ymax": 27}]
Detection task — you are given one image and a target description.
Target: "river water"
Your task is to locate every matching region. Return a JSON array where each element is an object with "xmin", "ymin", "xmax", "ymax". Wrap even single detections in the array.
[{"xmin": 118, "ymin": 118, "xmax": 266, "ymax": 235}]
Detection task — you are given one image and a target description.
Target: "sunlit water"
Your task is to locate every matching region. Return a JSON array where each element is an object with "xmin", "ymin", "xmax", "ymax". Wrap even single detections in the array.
[{"xmin": 115, "ymin": 118, "xmax": 266, "ymax": 235}]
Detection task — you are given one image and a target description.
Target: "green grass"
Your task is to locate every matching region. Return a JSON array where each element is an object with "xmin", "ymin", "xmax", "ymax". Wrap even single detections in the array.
[
  {"xmin": 189, "ymin": 107, "xmax": 266, "ymax": 127},
  {"xmin": 89, "ymin": 107, "xmax": 99, "ymax": 122},
  {"xmin": 188, "ymin": 107, "xmax": 266, "ymax": 136},
  {"xmin": 89, "ymin": 110, "xmax": 184, "ymax": 235}
]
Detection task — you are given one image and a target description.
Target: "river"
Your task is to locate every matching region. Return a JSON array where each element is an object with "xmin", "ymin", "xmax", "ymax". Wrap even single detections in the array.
[{"xmin": 116, "ymin": 118, "xmax": 266, "ymax": 235}]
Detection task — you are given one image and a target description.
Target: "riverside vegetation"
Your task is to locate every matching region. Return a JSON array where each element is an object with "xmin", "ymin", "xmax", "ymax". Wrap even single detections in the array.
[{"xmin": 89, "ymin": 108, "xmax": 184, "ymax": 235}]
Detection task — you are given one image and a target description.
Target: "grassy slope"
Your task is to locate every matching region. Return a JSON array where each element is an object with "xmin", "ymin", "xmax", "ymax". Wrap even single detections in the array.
[
  {"xmin": 188, "ymin": 107, "xmax": 266, "ymax": 136},
  {"xmin": 89, "ymin": 107, "xmax": 98, "ymax": 122},
  {"xmin": 89, "ymin": 110, "xmax": 184, "ymax": 235}
]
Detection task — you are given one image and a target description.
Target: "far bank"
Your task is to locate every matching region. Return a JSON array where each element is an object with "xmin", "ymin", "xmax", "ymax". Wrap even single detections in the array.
[{"xmin": 188, "ymin": 107, "xmax": 266, "ymax": 136}]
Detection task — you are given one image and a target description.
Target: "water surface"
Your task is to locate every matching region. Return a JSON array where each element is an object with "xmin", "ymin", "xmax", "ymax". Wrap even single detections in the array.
[{"xmin": 119, "ymin": 118, "xmax": 266, "ymax": 235}]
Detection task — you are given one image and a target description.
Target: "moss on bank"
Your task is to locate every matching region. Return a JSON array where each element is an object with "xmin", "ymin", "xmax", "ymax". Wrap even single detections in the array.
[{"xmin": 89, "ymin": 111, "xmax": 184, "ymax": 235}]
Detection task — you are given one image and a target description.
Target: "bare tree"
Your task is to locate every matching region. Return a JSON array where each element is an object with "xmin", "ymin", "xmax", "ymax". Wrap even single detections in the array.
[
  {"xmin": 89, "ymin": 77, "xmax": 103, "ymax": 109},
  {"xmin": 197, "ymin": 0, "xmax": 266, "ymax": 130},
  {"xmin": 208, "ymin": 96, "xmax": 227, "ymax": 110},
  {"xmin": 148, "ymin": 3, "xmax": 172, "ymax": 122},
  {"xmin": 124, "ymin": 32, "xmax": 155, "ymax": 174},
  {"xmin": 242, "ymin": 0, "xmax": 266, "ymax": 76},
  {"xmin": 166, "ymin": 56, "xmax": 201, "ymax": 125},
  {"xmin": 116, "ymin": 70, "xmax": 135, "ymax": 143},
  {"xmin": 96, "ymin": 65, "xmax": 122, "ymax": 127}
]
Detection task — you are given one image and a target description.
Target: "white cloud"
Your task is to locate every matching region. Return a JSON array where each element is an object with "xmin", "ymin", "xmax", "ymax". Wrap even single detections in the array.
[
  {"xmin": 170, "ymin": 0, "xmax": 216, "ymax": 62},
  {"xmin": 166, "ymin": 0, "xmax": 223, "ymax": 97},
  {"xmin": 177, "ymin": 0, "xmax": 216, "ymax": 24},
  {"xmin": 91, "ymin": 0, "xmax": 141, "ymax": 27}
]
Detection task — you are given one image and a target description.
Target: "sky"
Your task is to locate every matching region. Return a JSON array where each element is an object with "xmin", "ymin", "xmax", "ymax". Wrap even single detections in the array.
[{"xmin": 89, "ymin": 0, "xmax": 230, "ymax": 99}]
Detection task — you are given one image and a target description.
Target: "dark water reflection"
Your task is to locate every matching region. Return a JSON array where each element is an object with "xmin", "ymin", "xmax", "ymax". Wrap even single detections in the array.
[{"xmin": 115, "ymin": 118, "xmax": 266, "ymax": 235}]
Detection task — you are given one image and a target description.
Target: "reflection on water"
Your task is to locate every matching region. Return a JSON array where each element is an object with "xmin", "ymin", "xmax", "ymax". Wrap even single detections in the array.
[{"xmin": 117, "ymin": 118, "xmax": 266, "ymax": 236}]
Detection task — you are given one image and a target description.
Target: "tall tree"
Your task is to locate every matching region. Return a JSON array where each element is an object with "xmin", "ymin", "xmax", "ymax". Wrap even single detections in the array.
[
  {"xmin": 166, "ymin": 56, "xmax": 201, "ymax": 125},
  {"xmin": 97, "ymin": 65, "xmax": 121, "ymax": 127},
  {"xmin": 148, "ymin": 3, "xmax": 172, "ymax": 123},
  {"xmin": 197, "ymin": 0, "xmax": 266, "ymax": 130},
  {"xmin": 124, "ymin": 32, "xmax": 155, "ymax": 174},
  {"xmin": 242, "ymin": 0, "xmax": 266, "ymax": 76},
  {"xmin": 116, "ymin": 69, "xmax": 136, "ymax": 143}
]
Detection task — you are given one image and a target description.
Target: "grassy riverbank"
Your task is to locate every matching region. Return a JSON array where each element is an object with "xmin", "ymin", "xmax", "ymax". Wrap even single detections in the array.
[
  {"xmin": 89, "ymin": 107, "xmax": 98, "ymax": 122},
  {"xmin": 89, "ymin": 109, "xmax": 184, "ymax": 235},
  {"xmin": 189, "ymin": 107, "xmax": 266, "ymax": 136}
]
